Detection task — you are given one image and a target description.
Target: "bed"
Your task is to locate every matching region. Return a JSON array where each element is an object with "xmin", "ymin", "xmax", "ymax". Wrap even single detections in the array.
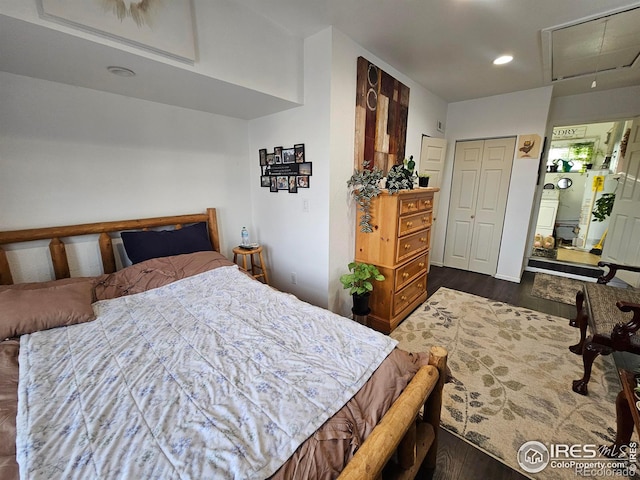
[{"xmin": 0, "ymin": 208, "xmax": 447, "ymax": 480}]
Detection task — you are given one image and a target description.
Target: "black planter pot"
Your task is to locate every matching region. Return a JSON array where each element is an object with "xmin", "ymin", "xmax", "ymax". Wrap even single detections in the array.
[
  {"xmin": 418, "ymin": 177, "xmax": 430, "ymax": 187},
  {"xmin": 352, "ymin": 292, "xmax": 371, "ymax": 316}
]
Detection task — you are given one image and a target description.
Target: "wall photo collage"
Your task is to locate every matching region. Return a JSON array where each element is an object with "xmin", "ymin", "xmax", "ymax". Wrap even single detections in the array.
[{"xmin": 259, "ymin": 144, "xmax": 311, "ymax": 193}]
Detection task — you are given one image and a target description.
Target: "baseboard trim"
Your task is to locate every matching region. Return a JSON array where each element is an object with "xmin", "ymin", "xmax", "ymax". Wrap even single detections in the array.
[{"xmin": 494, "ymin": 273, "xmax": 521, "ymax": 283}]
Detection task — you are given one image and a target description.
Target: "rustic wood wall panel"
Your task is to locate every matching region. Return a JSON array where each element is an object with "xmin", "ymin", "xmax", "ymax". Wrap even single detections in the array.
[{"xmin": 354, "ymin": 57, "xmax": 410, "ymax": 173}]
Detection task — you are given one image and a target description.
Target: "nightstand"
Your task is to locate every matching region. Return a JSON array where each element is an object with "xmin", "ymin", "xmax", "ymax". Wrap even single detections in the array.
[{"xmin": 232, "ymin": 245, "xmax": 270, "ymax": 285}]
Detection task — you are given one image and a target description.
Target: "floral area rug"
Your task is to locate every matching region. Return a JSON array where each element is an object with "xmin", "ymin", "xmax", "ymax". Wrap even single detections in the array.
[
  {"xmin": 391, "ymin": 287, "xmax": 630, "ymax": 480},
  {"xmin": 531, "ymin": 273, "xmax": 584, "ymax": 305}
]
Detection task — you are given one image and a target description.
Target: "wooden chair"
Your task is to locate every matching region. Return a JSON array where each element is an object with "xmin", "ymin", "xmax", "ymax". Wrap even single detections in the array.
[{"xmin": 570, "ymin": 262, "xmax": 640, "ymax": 395}]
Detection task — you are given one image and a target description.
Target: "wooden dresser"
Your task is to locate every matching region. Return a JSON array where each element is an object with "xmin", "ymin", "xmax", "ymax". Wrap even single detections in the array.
[{"xmin": 355, "ymin": 188, "xmax": 438, "ymax": 333}]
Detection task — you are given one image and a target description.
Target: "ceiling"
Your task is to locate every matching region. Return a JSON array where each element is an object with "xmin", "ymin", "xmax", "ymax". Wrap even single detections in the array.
[
  {"xmin": 234, "ymin": 0, "xmax": 640, "ymax": 102},
  {"xmin": 1, "ymin": 0, "xmax": 639, "ymax": 119}
]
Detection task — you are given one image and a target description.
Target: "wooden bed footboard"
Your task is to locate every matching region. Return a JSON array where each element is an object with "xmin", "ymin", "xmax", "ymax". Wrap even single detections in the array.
[{"xmin": 339, "ymin": 345, "xmax": 448, "ymax": 480}]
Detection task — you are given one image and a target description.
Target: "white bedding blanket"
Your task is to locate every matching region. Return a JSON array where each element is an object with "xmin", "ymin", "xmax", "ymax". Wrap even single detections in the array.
[{"xmin": 17, "ymin": 266, "xmax": 397, "ymax": 479}]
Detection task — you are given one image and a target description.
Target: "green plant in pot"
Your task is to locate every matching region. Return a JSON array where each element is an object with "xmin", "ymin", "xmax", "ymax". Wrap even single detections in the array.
[
  {"xmin": 340, "ymin": 262, "xmax": 385, "ymax": 315},
  {"xmin": 347, "ymin": 160, "xmax": 384, "ymax": 233},
  {"xmin": 418, "ymin": 173, "xmax": 430, "ymax": 187}
]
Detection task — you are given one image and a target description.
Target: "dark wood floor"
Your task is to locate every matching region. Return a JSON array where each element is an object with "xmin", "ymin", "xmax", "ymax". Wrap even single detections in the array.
[{"xmin": 423, "ymin": 265, "xmax": 576, "ymax": 480}]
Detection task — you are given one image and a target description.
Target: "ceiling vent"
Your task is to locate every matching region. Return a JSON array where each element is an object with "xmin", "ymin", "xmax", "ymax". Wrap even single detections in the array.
[{"xmin": 541, "ymin": 6, "xmax": 640, "ymax": 83}]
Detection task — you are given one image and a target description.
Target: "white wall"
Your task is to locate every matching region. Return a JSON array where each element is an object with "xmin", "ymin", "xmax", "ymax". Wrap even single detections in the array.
[
  {"xmin": 0, "ymin": 71, "xmax": 251, "ymax": 281},
  {"xmin": 327, "ymin": 29, "xmax": 448, "ymax": 316},
  {"xmin": 435, "ymin": 87, "xmax": 554, "ymax": 282},
  {"xmin": 1, "ymin": 22, "xmax": 448, "ymax": 312},
  {"xmin": 247, "ymin": 29, "xmax": 332, "ymax": 308},
  {"xmin": 548, "ymin": 86, "xmax": 640, "ymax": 127},
  {"xmin": 248, "ymin": 27, "xmax": 448, "ymax": 314}
]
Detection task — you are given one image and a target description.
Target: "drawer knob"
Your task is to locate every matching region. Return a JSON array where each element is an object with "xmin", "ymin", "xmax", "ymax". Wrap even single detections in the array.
[
  {"xmin": 420, "ymin": 237, "xmax": 426, "ymax": 242},
  {"xmin": 400, "ymin": 295, "xmax": 407, "ymax": 301},
  {"xmin": 422, "ymin": 217, "xmax": 428, "ymax": 223},
  {"xmin": 417, "ymin": 283, "xmax": 423, "ymax": 289},
  {"xmin": 404, "ymin": 244, "xmax": 411, "ymax": 250},
  {"xmin": 406, "ymin": 221, "xmax": 413, "ymax": 227},
  {"xmin": 408, "ymin": 202, "xmax": 415, "ymax": 208},
  {"xmin": 402, "ymin": 272, "xmax": 409, "ymax": 279},
  {"xmin": 418, "ymin": 262, "xmax": 425, "ymax": 268}
]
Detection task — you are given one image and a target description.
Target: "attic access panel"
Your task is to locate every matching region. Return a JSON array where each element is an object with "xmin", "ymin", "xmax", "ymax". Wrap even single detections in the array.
[{"xmin": 542, "ymin": 6, "xmax": 640, "ymax": 82}]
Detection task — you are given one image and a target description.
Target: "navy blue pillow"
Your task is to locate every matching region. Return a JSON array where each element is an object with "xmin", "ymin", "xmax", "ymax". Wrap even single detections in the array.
[{"xmin": 121, "ymin": 222, "xmax": 213, "ymax": 264}]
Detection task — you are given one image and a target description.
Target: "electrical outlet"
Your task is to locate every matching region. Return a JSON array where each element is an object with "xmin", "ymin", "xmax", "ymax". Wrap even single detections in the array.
[{"xmin": 291, "ymin": 272, "xmax": 297, "ymax": 284}]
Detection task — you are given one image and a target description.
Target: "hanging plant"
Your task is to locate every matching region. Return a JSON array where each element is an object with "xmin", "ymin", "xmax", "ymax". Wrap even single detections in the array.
[
  {"xmin": 592, "ymin": 193, "xmax": 615, "ymax": 222},
  {"xmin": 347, "ymin": 160, "xmax": 384, "ymax": 233}
]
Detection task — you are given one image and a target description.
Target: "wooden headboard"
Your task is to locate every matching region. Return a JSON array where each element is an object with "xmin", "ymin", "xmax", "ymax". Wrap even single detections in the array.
[{"xmin": 0, "ymin": 208, "xmax": 220, "ymax": 285}]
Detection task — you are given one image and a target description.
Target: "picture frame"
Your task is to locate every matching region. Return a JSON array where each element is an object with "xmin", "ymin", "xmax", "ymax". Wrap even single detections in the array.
[
  {"xmin": 517, "ymin": 134, "xmax": 542, "ymax": 159},
  {"xmin": 288, "ymin": 176, "xmax": 298, "ymax": 193},
  {"xmin": 298, "ymin": 162, "xmax": 312, "ymax": 176},
  {"xmin": 297, "ymin": 176, "xmax": 310, "ymax": 188},
  {"xmin": 257, "ymin": 143, "xmax": 311, "ymax": 193},
  {"xmin": 282, "ymin": 147, "xmax": 295, "ymax": 164},
  {"xmin": 294, "ymin": 144, "xmax": 305, "ymax": 163},
  {"xmin": 274, "ymin": 146, "xmax": 283, "ymax": 165},
  {"xmin": 277, "ymin": 176, "xmax": 289, "ymax": 190},
  {"xmin": 37, "ymin": 0, "xmax": 196, "ymax": 63}
]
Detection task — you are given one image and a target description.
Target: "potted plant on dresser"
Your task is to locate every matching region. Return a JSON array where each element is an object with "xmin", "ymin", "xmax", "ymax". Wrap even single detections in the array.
[
  {"xmin": 340, "ymin": 262, "xmax": 385, "ymax": 315},
  {"xmin": 418, "ymin": 173, "xmax": 430, "ymax": 187}
]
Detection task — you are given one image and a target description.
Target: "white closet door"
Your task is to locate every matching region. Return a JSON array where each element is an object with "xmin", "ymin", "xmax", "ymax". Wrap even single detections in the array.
[
  {"xmin": 444, "ymin": 138, "xmax": 515, "ymax": 275},
  {"xmin": 444, "ymin": 140, "xmax": 483, "ymax": 270}
]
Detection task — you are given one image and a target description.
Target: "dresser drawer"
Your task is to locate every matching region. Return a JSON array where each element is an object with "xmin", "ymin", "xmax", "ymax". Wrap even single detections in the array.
[
  {"xmin": 399, "ymin": 194, "xmax": 433, "ymax": 216},
  {"xmin": 393, "ymin": 273, "xmax": 427, "ymax": 317},
  {"xmin": 395, "ymin": 253, "xmax": 428, "ymax": 290},
  {"xmin": 395, "ymin": 229, "xmax": 430, "ymax": 264},
  {"xmin": 397, "ymin": 211, "xmax": 432, "ymax": 237},
  {"xmin": 418, "ymin": 195, "xmax": 433, "ymax": 212}
]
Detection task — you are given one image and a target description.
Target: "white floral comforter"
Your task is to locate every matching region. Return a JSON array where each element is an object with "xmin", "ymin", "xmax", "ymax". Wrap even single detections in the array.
[{"xmin": 17, "ymin": 266, "xmax": 397, "ymax": 480}]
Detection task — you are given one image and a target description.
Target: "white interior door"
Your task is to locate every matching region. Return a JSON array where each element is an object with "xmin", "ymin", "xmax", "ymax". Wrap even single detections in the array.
[
  {"xmin": 468, "ymin": 138, "xmax": 515, "ymax": 274},
  {"xmin": 601, "ymin": 116, "xmax": 640, "ymax": 287},
  {"xmin": 444, "ymin": 138, "xmax": 515, "ymax": 275},
  {"xmin": 419, "ymin": 136, "xmax": 447, "ymax": 271},
  {"xmin": 419, "ymin": 136, "xmax": 448, "ymax": 220},
  {"xmin": 444, "ymin": 140, "xmax": 483, "ymax": 270}
]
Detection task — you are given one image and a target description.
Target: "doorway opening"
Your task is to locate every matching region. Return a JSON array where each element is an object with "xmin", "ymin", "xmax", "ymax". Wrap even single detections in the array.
[{"xmin": 529, "ymin": 119, "xmax": 631, "ymax": 275}]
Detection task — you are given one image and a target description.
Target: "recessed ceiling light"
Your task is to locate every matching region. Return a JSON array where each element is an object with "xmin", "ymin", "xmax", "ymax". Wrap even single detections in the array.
[
  {"xmin": 493, "ymin": 55, "xmax": 513, "ymax": 65},
  {"xmin": 107, "ymin": 66, "xmax": 136, "ymax": 77}
]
